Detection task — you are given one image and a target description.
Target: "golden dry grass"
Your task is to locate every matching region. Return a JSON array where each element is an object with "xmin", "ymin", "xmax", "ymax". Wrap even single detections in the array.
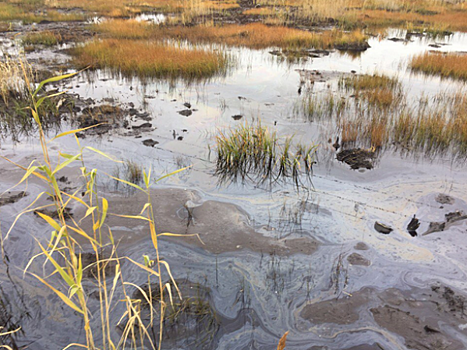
[
  {"xmin": 411, "ymin": 52, "xmax": 467, "ymax": 81},
  {"xmin": 347, "ymin": 8, "xmax": 467, "ymax": 31},
  {"xmin": 94, "ymin": 20, "xmax": 368, "ymax": 50},
  {"xmin": 95, "ymin": 19, "xmax": 152, "ymax": 39},
  {"xmin": 73, "ymin": 38, "xmax": 228, "ymax": 80},
  {"xmin": 0, "ymin": 3, "xmax": 84, "ymax": 23}
]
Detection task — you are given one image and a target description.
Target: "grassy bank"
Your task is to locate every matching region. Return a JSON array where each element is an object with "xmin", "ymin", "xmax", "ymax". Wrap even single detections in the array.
[
  {"xmin": 72, "ymin": 39, "xmax": 229, "ymax": 80},
  {"xmin": 94, "ymin": 20, "xmax": 368, "ymax": 50},
  {"xmin": 411, "ymin": 52, "xmax": 467, "ymax": 81}
]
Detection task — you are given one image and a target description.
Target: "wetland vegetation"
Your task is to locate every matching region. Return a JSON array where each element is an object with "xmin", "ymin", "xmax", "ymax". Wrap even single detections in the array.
[{"xmin": 1, "ymin": 0, "xmax": 467, "ymax": 349}]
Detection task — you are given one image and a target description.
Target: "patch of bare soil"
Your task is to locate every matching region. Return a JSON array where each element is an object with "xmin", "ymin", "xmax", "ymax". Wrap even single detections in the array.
[
  {"xmin": 301, "ymin": 285, "xmax": 467, "ymax": 350},
  {"xmin": 74, "ymin": 188, "xmax": 319, "ymax": 256},
  {"xmin": 0, "ymin": 191, "xmax": 27, "ymax": 207}
]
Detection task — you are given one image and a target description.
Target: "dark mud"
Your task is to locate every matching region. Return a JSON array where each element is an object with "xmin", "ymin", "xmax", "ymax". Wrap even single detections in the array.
[
  {"xmin": 336, "ymin": 149, "xmax": 376, "ymax": 170},
  {"xmin": 301, "ymin": 285, "xmax": 467, "ymax": 350},
  {"xmin": 0, "ymin": 191, "xmax": 27, "ymax": 207},
  {"xmin": 74, "ymin": 188, "xmax": 319, "ymax": 256}
]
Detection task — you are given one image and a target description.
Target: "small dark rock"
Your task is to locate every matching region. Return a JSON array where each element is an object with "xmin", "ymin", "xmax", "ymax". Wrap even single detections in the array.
[
  {"xmin": 183, "ymin": 102, "xmax": 191, "ymax": 109},
  {"xmin": 388, "ymin": 37, "xmax": 407, "ymax": 42},
  {"xmin": 142, "ymin": 139, "xmax": 159, "ymax": 147},
  {"xmin": 375, "ymin": 221, "xmax": 393, "ymax": 234},
  {"xmin": 178, "ymin": 109, "xmax": 192, "ymax": 117},
  {"xmin": 177, "ymin": 136, "xmax": 183, "ymax": 141},
  {"xmin": 135, "ymin": 112, "xmax": 151, "ymax": 121},
  {"xmin": 232, "ymin": 114, "xmax": 243, "ymax": 120},
  {"xmin": 132, "ymin": 122, "xmax": 152, "ymax": 129},
  {"xmin": 58, "ymin": 176, "xmax": 68, "ymax": 183},
  {"xmin": 407, "ymin": 215, "xmax": 420, "ymax": 237},
  {"xmin": 424, "ymin": 325, "xmax": 440, "ymax": 333}
]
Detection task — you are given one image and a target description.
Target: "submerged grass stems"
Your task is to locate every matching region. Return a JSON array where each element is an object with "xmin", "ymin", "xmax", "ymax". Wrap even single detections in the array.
[
  {"xmin": 215, "ymin": 121, "xmax": 317, "ymax": 187},
  {"xmin": 411, "ymin": 52, "xmax": 467, "ymax": 81},
  {"xmin": 73, "ymin": 39, "xmax": 229, "ymax": 81},
  {"xmin": 1, "ymin": 65, "xmax": 185, "ymax": 349}
]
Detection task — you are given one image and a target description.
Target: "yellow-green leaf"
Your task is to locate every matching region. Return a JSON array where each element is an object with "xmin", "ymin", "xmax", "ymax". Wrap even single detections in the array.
[{"xmin": 35, "ymin": 211, "xmax": 61, "ymax": 231}]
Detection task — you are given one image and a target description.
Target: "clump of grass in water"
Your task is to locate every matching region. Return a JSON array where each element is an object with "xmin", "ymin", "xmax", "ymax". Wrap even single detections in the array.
[
  {"xmin": 72, "ymin": 38, "xmax": 229, "ymax": 81},
  {"xmin": 112, "ymin": 159, "xmax": 143, "ymax": 191},
  {"xmin": 410, "ymin": 52, "xmax": 467, "ymax": 81},
  {"xmin": 338, "ymin": 73, "xmax": 403, "ymax": 110},
  {"xmin": 215, "ymin": 121, "xmax": 317, "ymax": 186},
  {"xmin": 22, "ymin": 31, "xmax": 62, "ymax": 46},
  {"xmin": 0, "ymin": 55, "xmax": 74, "ymax": 141}
]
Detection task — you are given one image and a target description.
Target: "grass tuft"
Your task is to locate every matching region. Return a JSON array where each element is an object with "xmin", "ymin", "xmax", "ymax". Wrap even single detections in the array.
[
  {"xmin": 72, "ymin": 38, "xmax": 229, "ymax": 81},
  {"xmin": 410, "ymin": 52, "xmax": 467, "ymax": 81},
  {"xmin": 215, "ymin": 121, "xmax": 317, "ymax": 186},
  {"xmin": 22, "ymin": 31, "xmax": 62, "ymax": 46}
]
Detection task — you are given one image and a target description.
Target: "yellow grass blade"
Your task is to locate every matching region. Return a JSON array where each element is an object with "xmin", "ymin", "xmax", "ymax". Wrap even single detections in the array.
[
  {"xmin": 125, "ymin": 257, "xmax": 160, "ymax": 277},
  {"xmin": 29, "ymin": 272, "xmax": 83, "ymax": 314}
]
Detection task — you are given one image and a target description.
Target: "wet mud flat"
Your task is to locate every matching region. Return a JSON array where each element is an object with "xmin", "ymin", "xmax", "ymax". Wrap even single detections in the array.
[{"xmin": 2, "ymin": 15, "xmax": 467, "ymax": 350}]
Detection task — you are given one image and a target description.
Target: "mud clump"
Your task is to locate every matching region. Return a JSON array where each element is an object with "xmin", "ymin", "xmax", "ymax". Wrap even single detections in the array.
[
  {"xmin": 335, "ymin": 41, "xmax": 370, "ymax": 52},
  {"xmin": 436, "ymin": 193, "xmax": 455, "ymax": 205},
  {"xmin": 178, "ymin": 109, "xmax": 192, "ymax": 117},
  {"xmin": 0, "ymin": 191, "xmax": 27, "ymax": 207},
  {"xmin": 347, "ymin": 252, "xmax": 370, "ymax": 266},
  {"xmin": 423, "ymin": 210, "xmax": 467, "ymax": 236},
  {"xmin": 374, "ymin": 221, "xmax": 393, "ymax": 234},
  {"xmin": 337, "ymin": 148, "xmax": 375, "ymax": 170},
  {"xmin": 354, "ymin": 242, "xmax": 369, "ymax": 250},
  {"xmin": 371, "ymin": 306, "xmax": 461, "ymax": 349},
  {"xmin": 142, "ymin": 139, "xmax": 159, "ymax": 147}
]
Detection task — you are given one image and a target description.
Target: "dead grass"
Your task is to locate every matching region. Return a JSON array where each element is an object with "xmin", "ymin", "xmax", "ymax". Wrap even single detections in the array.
[
  {"xmin": 94, "ymin": 19, "xmax": 152, "ymax": 39},
  {"xmin": 94, "ymin": 21, "xmax": 368, "ymax": 50},
  {"xmin": 72, "ymin": 38, "xmax": 229, "ymax": 81},
  {"xmin": 0, "ymin": 55, "xmax": 33, "ymax": 104},
  {"xmin": 339, "ymin": 73, "xmax": 402, "ymax": 109},
  {"xmin": 0, "ymin": 3, "xmax": 84, "ymax": 23},
  {"xmin": 410, "ymin": 52, "xmax": 467, "ymax": 81}
]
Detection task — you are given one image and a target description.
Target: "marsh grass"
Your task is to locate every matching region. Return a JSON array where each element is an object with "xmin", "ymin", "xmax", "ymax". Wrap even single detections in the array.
[
  {"xmin": 297, "ymin": 72, "xmax": 467, "ymax": 156},
  {"xmin": 0, "ymin": 3, "xmax": 84, "ymax": 23},
  {"xmin": 22, "ymin": 31, "xmax": 62, "ymax": 46},
  {"xmin": 0, "ymin": 55, "xmax": 74, "ymax": 141},
  {"xmin": 339, "ymin": 73, "xmax": 403, "ymax": 110},
  {"xmin": 410, "ymin": 52, "xmax": 467, "ymax": 81},
  {"xmin": 73, "ymin": 38, "xmax": 229, "ymax": 81},
  {"xmin": 215, "ymin": 121, "xmax": 317, "ymax": 186},
  {"xmin": 94, "ymin": 20, "xmax": 368, "ymax": 50}
]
